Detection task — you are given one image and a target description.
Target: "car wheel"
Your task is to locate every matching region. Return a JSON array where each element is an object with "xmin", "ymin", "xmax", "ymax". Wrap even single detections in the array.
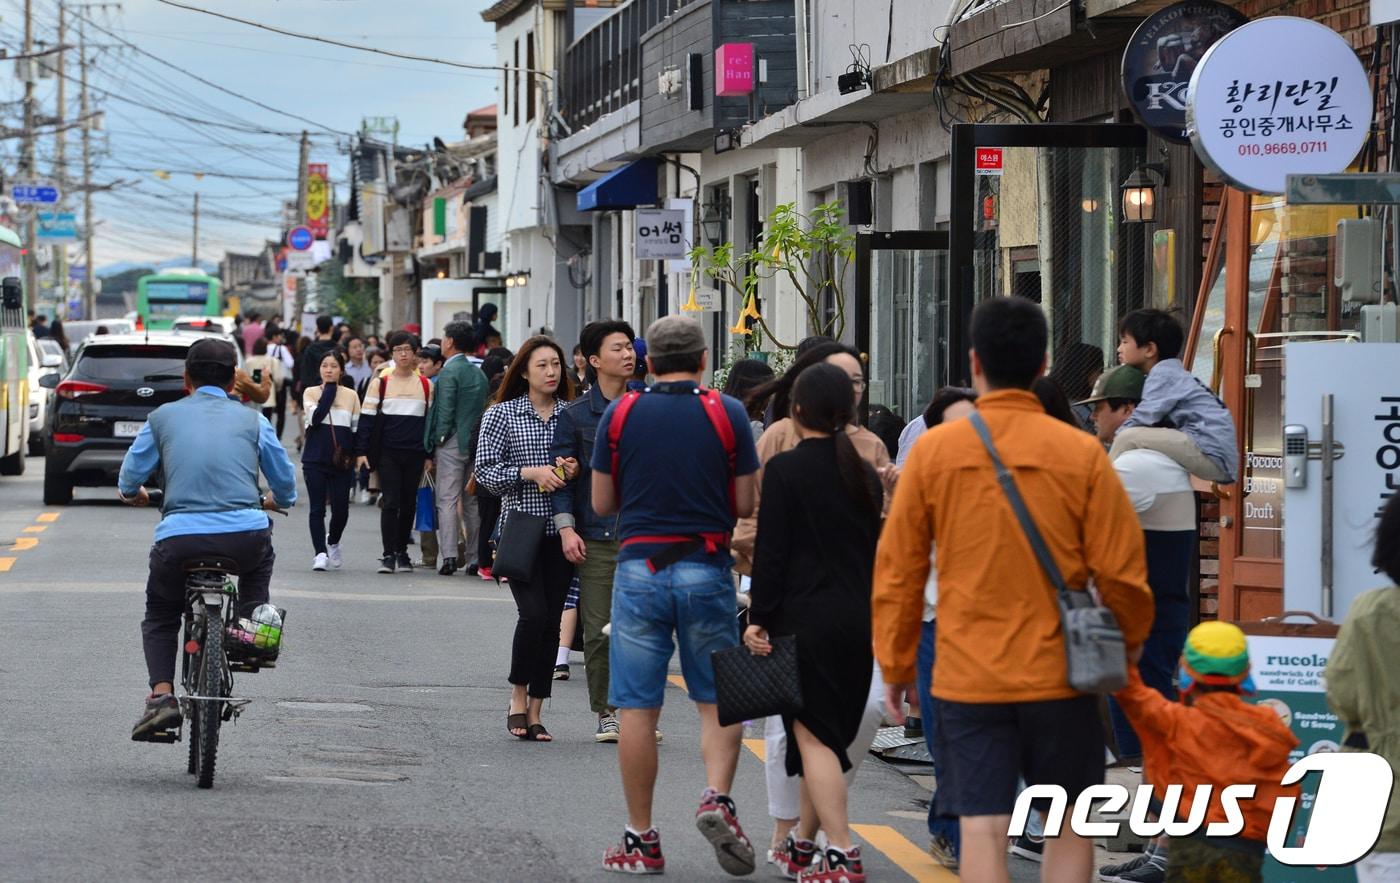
[
  {"xmin": 42, "ymin": 458, "xmax": 72, "ymax": 504},
  {"xmin": 0, "ymin": 448, "xmax": 25, "ymax": 476}
]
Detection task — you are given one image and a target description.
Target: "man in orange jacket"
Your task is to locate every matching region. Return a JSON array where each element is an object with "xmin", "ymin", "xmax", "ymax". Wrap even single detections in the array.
[{"xmin": 873, "ymin": 297, "xmax": 1154, "ymax": 882}]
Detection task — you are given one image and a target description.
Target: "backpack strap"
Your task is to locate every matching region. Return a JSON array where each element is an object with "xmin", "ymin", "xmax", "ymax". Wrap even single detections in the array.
[
  {"xmin": 697, "ymin": 387, "xmax": 738, "ymax": 517},
  {"xmin": 377, "ymin": 374, "xmax": 388, "ymax": 406},
  {"xmin": 420, "ymin": 375, "xmax": 431, "ymax": 401},
  {"xmin": 608, "ymin": 390, "xmax": 645, "ymax": 504}
]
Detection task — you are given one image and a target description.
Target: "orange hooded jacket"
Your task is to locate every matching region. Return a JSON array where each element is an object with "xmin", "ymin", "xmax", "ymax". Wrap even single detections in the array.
[{"xmin": 1114, "ymin": 666, "xmax": 1300, "ymax": 844}]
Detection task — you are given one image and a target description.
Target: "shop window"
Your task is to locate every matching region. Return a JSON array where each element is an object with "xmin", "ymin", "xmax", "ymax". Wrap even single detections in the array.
[
  {"xmin": 513, "ymin": 38, "xmax": 521, "ymax": 127},
  {"xmin": 526, "ymin": 33, "xmax": 537, "ymax": 123}
]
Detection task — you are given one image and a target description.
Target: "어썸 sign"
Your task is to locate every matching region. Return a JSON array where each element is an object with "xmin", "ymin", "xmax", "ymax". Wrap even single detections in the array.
[{"xmin": 1186, "ymin": 17, "xmax": 1370, "ymax": 194}]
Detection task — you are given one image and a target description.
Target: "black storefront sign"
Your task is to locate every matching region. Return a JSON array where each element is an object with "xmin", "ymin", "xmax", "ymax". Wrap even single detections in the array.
[{"xmin": 1122, "ymin": 0, "xmax": 1248, "ymax": 143}]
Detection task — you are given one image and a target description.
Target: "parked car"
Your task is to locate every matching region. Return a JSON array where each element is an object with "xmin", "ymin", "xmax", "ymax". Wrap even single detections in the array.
[
  {"xmin": 61, "ymin": 319, "xmax": 135, "ymax": 358},
  {"xmin": 39, "ymin": 332, "xmax": 240, "ymax": 505},
  {"xmin": 27, "ymin": 332, "xmax": 64, "ymax": 456}
]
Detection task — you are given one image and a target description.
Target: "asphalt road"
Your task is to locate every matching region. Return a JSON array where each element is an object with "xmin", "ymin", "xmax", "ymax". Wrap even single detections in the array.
[{"xmin": 0, "ymin": 449, "xmax": 959, "ymax": 882}]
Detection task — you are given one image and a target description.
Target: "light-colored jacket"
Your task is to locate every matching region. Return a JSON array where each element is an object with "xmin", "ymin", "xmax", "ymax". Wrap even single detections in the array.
[
  {"xmin": 1325, "ymin": 585, "xmax": 1400, "ymax": 854},
  {"xmin": 1121, "ymin": 358, "xmax": 1239, "ymax": 482}
]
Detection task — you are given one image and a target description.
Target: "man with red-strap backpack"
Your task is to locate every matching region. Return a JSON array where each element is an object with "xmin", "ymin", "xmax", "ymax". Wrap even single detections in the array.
[{"xmin": 590, "ymin": 316, "xmax": 761, "ymax": 877}]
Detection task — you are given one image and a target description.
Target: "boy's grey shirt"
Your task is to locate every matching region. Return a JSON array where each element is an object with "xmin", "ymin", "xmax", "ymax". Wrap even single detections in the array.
[{"xmin": 1121, "ymin": 357, "xmax": 1239, "ymax": 482}]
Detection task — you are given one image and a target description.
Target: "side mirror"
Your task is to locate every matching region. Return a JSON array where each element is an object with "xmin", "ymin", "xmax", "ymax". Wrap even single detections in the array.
[
  {"xmin": 1, "ymin": 277, "xmax": 21, "ymax": 311},
  {"xmin": 38, "ymin": 373, "xmax": 59, "ymax": 389}
]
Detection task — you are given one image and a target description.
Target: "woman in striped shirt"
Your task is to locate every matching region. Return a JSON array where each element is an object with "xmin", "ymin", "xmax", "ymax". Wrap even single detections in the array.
[
  {"xmin": 475, "ymin": 336, "xmax": 576, "ymax": 741},
  {"xmin": 302, "ymin": 347, "xmax": 361, "ymax": 571},
  {"xmin": 356, "ymin": 331, "xmax": 434, "ymax": 574}
]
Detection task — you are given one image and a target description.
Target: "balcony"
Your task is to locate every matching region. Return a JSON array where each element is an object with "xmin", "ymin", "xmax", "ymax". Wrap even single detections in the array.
[{"xmin": 562, "ymin": 0, "xmax": 687, "ymax": 133}]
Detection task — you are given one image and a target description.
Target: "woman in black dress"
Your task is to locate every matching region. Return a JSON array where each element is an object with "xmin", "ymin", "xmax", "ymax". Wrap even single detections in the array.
[{"xmin": 743, "ymin": 363, "xmax": 882, "ymax": 882}]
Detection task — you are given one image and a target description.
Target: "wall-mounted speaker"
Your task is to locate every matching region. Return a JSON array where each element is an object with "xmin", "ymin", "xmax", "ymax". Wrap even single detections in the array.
[{"xmin": 842, "ymin": 179, "xmax": 873, "ymax": 226}]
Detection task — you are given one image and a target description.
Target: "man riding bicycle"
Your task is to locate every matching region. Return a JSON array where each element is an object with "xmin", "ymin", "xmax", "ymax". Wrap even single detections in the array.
[{"xmin": 119, "ymin": 338, "xmax": 298, "ymax": 741}]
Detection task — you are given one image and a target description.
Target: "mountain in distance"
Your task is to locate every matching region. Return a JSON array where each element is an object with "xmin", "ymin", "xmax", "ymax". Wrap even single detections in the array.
[{"xmin": 96, "ymin": 257, "xmax": 218, "ymax": 278}]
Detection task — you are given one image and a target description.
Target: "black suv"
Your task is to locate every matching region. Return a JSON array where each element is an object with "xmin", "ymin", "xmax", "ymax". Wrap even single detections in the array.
[{"xmin": 39, "ymin": 333, "xmax": 234, "ymax": 505}]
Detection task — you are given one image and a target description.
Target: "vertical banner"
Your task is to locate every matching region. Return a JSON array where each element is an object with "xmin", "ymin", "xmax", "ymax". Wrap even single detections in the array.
[{"xmin": 306, "ymin": 163, "xmax": 329, "ymax": 239}]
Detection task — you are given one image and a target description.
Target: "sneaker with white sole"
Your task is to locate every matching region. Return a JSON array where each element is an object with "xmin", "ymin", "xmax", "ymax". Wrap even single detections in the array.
[
  {"xmin": 1100, "ymin": 852, "xmax": 1166, "ymax": 883},
  {"xmin": 312, "ymin": 552, "xmax": 329, "ymax": 571},
  {"xmin": 695, "ymin": 788, "xmax": 756, "ymax": 876},
  {"xmin": 596, "ymin": 712, "xmax": 621, "ymax": 743},
  {"xmin": 771, "ymin": 834, "xmax": 818, "ymax": 879},
  {"xmin": 798, "ymin": 845, "xmax": 864, "ymax": 883},
  {"xmin": 602, "ymin": 827, "xmax": 665, "ymax": 874},
  {"xmin": 1009, "ymin": 832, "xmax": 1044, "ymax": 862},
  {"xmin": 327, "ymin": 544, "xmax": 343, "ymax": 569}
]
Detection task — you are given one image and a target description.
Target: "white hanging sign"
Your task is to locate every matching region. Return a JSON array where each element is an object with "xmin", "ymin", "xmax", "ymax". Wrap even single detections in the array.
[{"xmin": 1186, "ymin": 17, "xmax": 1370, "ymax": 195}]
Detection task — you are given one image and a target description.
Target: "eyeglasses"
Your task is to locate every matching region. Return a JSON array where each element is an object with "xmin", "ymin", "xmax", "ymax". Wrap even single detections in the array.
[
  {"xmin": 391, "ymin": 346, "xmax": 415, "ymax": 355},
  {"xmin": 850, "ymin": 376, "xmax": 867, "ymax": 390}
]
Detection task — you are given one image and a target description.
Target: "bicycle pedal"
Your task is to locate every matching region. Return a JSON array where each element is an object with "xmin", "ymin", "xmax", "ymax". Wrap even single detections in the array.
[{"xmin": 146, "ymin": 728, "xmax": 180, "ymax": 744}]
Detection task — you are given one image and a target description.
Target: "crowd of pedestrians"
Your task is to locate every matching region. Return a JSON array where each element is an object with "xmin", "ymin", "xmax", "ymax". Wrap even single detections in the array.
[{"xmin": 219, "ymin": 299, "xmax": 1400, "ymax": 883}]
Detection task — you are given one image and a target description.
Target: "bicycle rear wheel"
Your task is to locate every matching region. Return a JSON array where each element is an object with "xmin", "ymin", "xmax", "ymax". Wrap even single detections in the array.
[{"xmin": 193, "ymin": 611, "xmax": 224, "ymax": 789}]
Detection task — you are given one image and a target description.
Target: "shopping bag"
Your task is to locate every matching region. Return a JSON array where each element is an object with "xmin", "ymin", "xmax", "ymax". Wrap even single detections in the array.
[{"xmin": 415, "ymin": 475, "xmax": 437, "ymax": 532}]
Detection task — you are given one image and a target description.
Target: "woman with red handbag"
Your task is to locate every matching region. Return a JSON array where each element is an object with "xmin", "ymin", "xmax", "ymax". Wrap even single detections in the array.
[{"xmin": 302, "ymin": 347, "xmax": 361, "ymax": 572}]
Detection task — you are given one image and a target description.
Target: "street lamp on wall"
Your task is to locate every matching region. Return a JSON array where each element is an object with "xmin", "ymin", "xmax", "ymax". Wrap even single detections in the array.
[
  {"xmin": 504, "ymin": 270, "xmax": 531, "ymax": 288},
  {"xmin": 1121, "ymin": 163, "xmax": 1169, "ymax": 224},
  {"xmin": 700, "ymin": 194, "xmax": 731, "ymax": 246}
]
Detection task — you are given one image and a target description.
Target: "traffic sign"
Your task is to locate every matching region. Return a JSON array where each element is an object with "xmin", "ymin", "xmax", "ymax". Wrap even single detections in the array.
[
  {"xmin": 12, "ymin": 182, "xmax": 60, "ymax": 204},
  {"xmin": 37, "ymin": 211, "xmax": 78, "ymax": 243},
  {"xmin": 287, "ymin": 226, "xmax": 314, "ymax": 251}
]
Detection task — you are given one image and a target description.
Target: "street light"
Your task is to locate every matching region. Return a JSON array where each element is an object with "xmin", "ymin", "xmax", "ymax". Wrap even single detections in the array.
[
  {"xmin": 1121, "ymin": 163, "xmax": 1168, "ymax": 223},
  {"xmin": 700, "ymin": 195, "xmax": 731, "ymax": 246}
]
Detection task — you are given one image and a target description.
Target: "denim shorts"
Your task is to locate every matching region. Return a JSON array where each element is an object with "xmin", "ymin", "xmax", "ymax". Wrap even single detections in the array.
[{"xmin": 608, "ymin": 558, "xmax": 740, "ymax": 709}]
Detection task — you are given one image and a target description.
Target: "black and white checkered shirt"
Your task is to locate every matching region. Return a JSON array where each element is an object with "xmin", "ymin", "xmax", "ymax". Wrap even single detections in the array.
[{"xmin": 473, "ymin": 395, "xmax": 567, "ymax": 534}]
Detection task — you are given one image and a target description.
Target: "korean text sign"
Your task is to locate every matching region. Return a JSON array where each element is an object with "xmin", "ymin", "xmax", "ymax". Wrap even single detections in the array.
[
  {"xmin": 635, "ymin": 208, "xmax": 688, "ymax": 260},
  {"xmin": 1186, "ymin": 17, "xmax": 1370, "ymax": 194}
]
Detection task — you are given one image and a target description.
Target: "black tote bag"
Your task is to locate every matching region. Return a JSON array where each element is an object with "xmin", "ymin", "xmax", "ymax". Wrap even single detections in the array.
[
  {"xmin": 712, "ymin": 635, "xmax": 803, "ymax": 726},
  {"xmin": 491, "ymin": 510, "xmax": 547, "ymax": 582}
]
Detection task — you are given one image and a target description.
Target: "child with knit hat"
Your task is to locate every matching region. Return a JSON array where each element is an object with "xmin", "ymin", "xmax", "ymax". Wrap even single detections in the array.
[{"xmin": 1111, "ymin": 621, "xmax": 1299, "ymax": 882}]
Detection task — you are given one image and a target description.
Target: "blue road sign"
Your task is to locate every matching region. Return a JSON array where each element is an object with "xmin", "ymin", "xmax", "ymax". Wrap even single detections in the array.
[
  {"xmin": 12, "ymin": 183, "xmax": 60, "ymax": 204},
  {"xmin": 287, "ymin": 226, "xmax": 314, "ymax": 251},
  {"xmin": 37, "ymin": 212, "xmax": 78, "ymax": 243}
]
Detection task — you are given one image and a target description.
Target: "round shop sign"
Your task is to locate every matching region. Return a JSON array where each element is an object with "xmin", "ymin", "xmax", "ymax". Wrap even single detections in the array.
[
  {"xmin": 1186, "ymin": 17, "xmax": 1370, "ymax": 194},
  {"xmin": 1121, "ymin": 0, "xmax": 1247, "ymax": 143}
]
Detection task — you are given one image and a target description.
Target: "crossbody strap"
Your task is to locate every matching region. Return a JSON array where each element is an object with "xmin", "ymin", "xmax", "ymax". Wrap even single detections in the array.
[{"xmin": 967, "ymin": 410, "xmax": 1069, "ymax": 599}]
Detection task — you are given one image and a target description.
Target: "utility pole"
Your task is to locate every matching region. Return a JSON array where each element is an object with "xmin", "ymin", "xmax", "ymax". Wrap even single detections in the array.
[
  {"xmin": 191, "ymin": 193, "xmax": 199, "ymax": 266},
  {"xmin": 292, "ymin": 130, "xmax": 310, "ymax": 324},
  {"xmin": 22, "ymin": 0, "xmax": 39, "ymax": 306},
  {"xmin": 53, "ymin": 2, "xmax": 68, "ymax": 310},
  {"xmin": 79, "ymin": 13, "xmax": 95, "ymax": 319}
]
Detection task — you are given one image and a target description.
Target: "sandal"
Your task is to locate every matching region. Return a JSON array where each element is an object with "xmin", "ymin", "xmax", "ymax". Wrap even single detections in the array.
[
  {"xmin": 507, "ymin": 711, "xmax": 529, "ymax": 740},
  {"xmin": 526, "ymin": 723, "xmax": 552, "ymax": 742}
]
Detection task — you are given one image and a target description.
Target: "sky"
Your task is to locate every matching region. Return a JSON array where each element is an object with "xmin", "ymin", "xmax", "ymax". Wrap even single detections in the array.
[{"xmin": 0, "ymin": 0, "xmax": 501, "ymax": 270}]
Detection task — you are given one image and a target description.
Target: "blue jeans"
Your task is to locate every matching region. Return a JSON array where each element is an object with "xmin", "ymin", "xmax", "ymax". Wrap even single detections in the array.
[
  {"xmin": 608, "ymin": 558, "xmax": 739, "ymax": 708},
  {"xmin": 1108, "ymin": 625, "xmax": 1187, "ymax": 759},
  {"xmin": 918, "ymin": 619, "xmax": 961, "ymax": 852}
]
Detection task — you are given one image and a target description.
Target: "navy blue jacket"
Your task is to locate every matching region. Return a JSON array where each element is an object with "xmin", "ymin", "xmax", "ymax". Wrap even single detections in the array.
[{"xmin": 550, "ymin": 383, "xmax": 620, "ymax": 541}]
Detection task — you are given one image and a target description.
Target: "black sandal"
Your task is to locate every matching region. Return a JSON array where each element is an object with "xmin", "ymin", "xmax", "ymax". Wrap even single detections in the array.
[
  {"xmin": 526, "ymin": 723, "xmax": 552, "ymax": 742},
  {"xmin": 507, "ymin": 711, "xmax": 529, "ymax": 740}
]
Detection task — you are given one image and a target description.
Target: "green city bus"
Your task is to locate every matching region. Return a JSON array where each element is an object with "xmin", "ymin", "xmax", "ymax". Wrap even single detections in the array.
[
  {"xmin": 0, "ymin": 225, "xmax": 28, "ymax": 475},
  {"xmin": 136, "ymin": 269, "xmax": 221, "ymax": 330}
]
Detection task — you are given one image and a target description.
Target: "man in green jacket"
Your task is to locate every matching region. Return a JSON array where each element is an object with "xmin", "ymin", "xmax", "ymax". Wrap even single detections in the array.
[{"xmin": 425, "ymin": 320, "xmax": 490, "ymax": 576}]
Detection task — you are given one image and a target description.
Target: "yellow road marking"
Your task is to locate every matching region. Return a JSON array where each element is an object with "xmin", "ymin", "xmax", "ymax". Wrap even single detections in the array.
[
  {"xmin": 22, "ymin": 525, "xmax": 45, "ymax": 533},
  {"xmin": 742, "ymin": 738, "xmax": 766, "ymax": 762},
  {"xmin": 667, "ymin": 674, "xmax": 687, "ymax": 691},
  {"xmin": 37, "ymin": 513, "xmax": 59, "ymax": 523},
  {"xmin": 10, "ymin": 537, "xmax": 37, "ymax": 551},
  {"xmin": 0, "ymin": 558, "xmax": 14, "ymax": 572},
  {"xmin": 852, "ymin": 824, "xmax": 959, "ymax": 882}
]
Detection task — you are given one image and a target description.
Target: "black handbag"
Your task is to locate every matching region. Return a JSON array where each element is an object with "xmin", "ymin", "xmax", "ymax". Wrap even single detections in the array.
[
  {"xmin": 712, "ymin": 634, "xmax": 803, "ymax": 727},
  {"xmin": 491, "ymin": 510, "xmax": 547, "ymax": 582}
]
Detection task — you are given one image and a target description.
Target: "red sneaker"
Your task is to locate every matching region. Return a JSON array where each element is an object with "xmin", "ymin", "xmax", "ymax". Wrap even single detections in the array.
[
  {"xmin": 771, "ymin": 834, "xmax": 818, "ymax": 879},
  {"xmin": 798, "ymin": 845, "xmax": 865, "ymax": 883},
  {"xmin": 695, "ymin": 789, "xmax": 756, "ymax": 876},
  {"xmin": 478, "ymin": 567, "xmax": 494, "ymax": 581},
  {"xmin": 602, "ymin": 828, "xmax": 664, "ymax": 875}
]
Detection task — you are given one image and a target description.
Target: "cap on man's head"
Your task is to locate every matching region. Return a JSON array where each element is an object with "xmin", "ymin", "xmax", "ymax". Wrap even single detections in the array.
[
  {"xmin": 1075, "ymin": 364, "xmax": 1145, "ymax": 406},
  {"xmin": 185, "ymin": 337, "xmax": 238, "ymax": 369},
  {"xmin": 644, "ymin": 316, "xmax": 705, "ymax": 358}
]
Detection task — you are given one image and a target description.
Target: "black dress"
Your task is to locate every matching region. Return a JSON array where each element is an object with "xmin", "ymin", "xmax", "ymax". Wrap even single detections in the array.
[{"xmin": 748, "ymin": 436, "xmax": 882, "ymax": 776}]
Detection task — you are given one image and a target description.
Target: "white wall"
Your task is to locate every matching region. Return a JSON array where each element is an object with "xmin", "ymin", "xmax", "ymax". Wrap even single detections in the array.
[
  {"xmin": 809, "ymin": 0, "xmax": 953, "ymax": 94},
  {"xmin": 495, "ymin": 8, "xmax": 545, "ymax": 238}
]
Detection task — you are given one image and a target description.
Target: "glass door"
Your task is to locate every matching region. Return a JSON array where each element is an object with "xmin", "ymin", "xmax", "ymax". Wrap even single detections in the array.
[{"xmin": 855, "ymin": 231, "xmax": 949, "ymax": 424}]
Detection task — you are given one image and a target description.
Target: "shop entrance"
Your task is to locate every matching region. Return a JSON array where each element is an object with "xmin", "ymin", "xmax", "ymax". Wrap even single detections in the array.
[
  {"xmin": 948, "ymin": 124, "xmax": 1149, "ymax": 390},
  {"xmin": 855, "ymin": 231, "xmax": 949, "ymax": 423}
]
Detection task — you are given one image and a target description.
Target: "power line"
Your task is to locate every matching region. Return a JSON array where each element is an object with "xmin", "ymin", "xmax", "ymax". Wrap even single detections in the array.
[{"xmin": 153, "ymin": 0, "xmax": 553, "ymax": 76}]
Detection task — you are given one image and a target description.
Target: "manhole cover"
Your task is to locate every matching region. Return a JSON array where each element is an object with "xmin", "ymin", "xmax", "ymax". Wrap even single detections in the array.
[
  {"xmin": 305, "ymin": 745, "xmax": 422, "ymax": 766},
  {"xmin": 276, "ymin": 701, "xmax": 373, "ymax": 712},
  {"xmin": 267, "ymin": 768, "xmax": 408, "ymax": 784},
  {"xmin": 280, "ymin": 717, "xmax": 379, "ymax": 730}
]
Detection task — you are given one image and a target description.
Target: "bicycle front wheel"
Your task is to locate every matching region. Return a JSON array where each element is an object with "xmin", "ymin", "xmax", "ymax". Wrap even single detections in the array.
[{"xmin": 193, "ymin": 611, "xmax": 224, "ymax": 789}]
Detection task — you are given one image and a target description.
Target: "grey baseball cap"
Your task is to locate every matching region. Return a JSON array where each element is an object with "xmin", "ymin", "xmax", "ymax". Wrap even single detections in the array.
[{"xmin": 644, "ymin": 315, "xmax": 706, "ymax": 358}]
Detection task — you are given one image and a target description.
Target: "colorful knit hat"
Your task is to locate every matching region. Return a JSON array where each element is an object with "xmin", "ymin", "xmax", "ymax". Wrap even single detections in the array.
[{"xmin": 1177, "ymin": 621, "xmax": 1256, "ymax": 696}]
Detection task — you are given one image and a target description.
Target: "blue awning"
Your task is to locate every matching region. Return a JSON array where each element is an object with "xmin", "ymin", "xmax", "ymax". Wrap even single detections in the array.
[{"xmin": 577, "ymin": 158, "xmax": 658, "ymax": 212}]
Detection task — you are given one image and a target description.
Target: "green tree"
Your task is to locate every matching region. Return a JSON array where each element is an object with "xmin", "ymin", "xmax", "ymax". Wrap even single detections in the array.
[{"xmin": 316, "ymin": 259, "xmax": 378, "ymax": 331}]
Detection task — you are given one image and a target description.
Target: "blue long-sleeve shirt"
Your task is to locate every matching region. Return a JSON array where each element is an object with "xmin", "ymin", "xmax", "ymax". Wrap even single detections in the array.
[
  {"xmin": 549, "ymin": 383, "xmax": 620, "ymax": 540},
  {"xmin": 119, "ymin": 386, "xmax": 298, "ymax": 542},
  {"xmin": 1121, "ymin": 358, "xmax": 1239, "ymax": 482}
]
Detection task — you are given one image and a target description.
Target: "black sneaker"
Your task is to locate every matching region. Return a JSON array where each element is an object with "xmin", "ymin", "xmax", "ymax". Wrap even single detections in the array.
[
  {"xmin": 378, "ymin": 555, "xmax": 396, "ymax": 574},
  {"xmin": 1100, "ymin": 853, "xmax": 1165, "ymax": 883},
  {"xmin": 1009, "ymin": 833, "xmax": 1044, "ymax": 862},
  {"xmin": 131, "ymin": 693, "xmax": 182, "ymax": 741},
  {"xmin": 395, "ymin": 552, "xmax": 413, "ymax": 572}
]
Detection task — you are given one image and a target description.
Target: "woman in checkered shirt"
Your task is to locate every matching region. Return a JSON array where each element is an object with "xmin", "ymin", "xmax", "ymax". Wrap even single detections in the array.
[{"xmin": 474, "ymin": 336, "xmax": 577, "ymax": 741}]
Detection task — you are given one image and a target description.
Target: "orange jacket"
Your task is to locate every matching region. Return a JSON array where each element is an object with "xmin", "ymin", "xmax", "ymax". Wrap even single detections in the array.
[
  {"xmin": 1114, "ymin": 667, "xmax": 1299, "ymax": 843},
  {"xmin": 872, "ymin": 389, "xmax": 1153, "ymax": 703}
]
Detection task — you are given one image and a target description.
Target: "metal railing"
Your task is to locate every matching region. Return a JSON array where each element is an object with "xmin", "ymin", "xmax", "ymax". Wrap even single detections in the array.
[{"xmin": 562, "ymin": 0, "xmax": 688, "ymax": 132}]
